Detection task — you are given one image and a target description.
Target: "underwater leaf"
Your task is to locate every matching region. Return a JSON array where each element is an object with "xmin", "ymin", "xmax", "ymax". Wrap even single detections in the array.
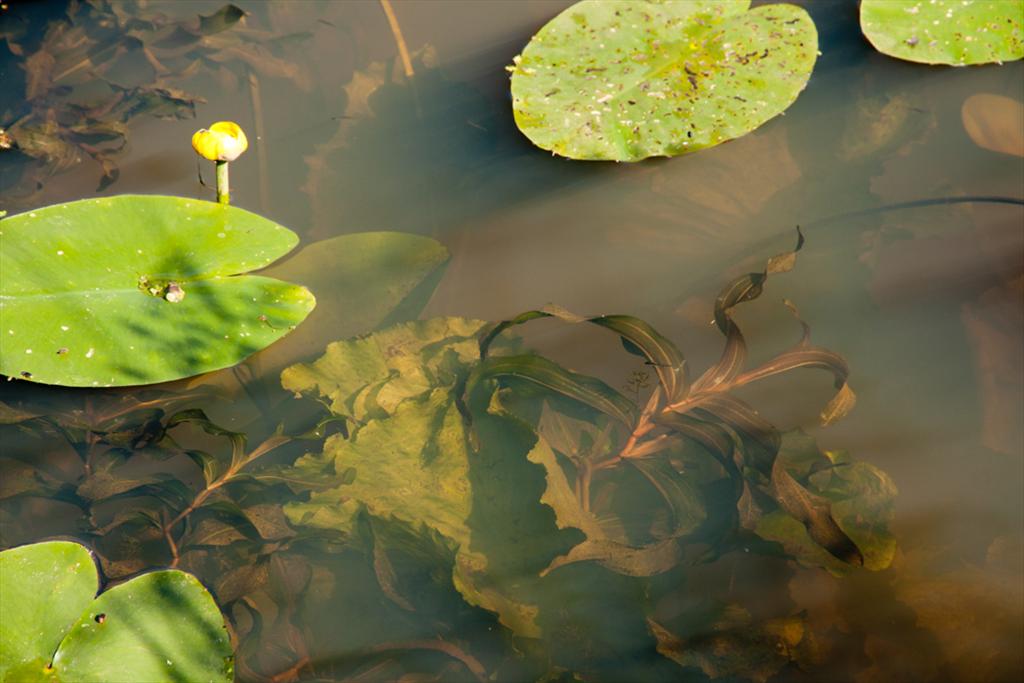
[
  {"xmin": 690, "ymin": 231, "xmax": 803, "ymax": 394},
  {"xmin": 248, "ymin": 453, "xmax": 339, "ymax": 493},
  {"xmin": 283, "ymin": 390, "xmax": 468, "ymax": 540},
  {"xmin": 166, "ymin": 409, "xmax": 246, "ymax": 468},
  {"xmin": 185, "ymin": 517, "xmax": 251, "ymax": 548},
  {"xmin": 587, "ymin": 315, "xmax": 687, "ymax": 401},
  {"xmin": 734, "ymin": 299, "xmax": 854, "ymax": 426},
  {"xmin": 690, "ymin": 394, "xmax": 779, "ymax": 465},
  {"xmin": 182, "ymin": 449, "xmax": 225, "ymax": 486},
  {"xmin": 477, "ymin": 354, "xmax": 638, "ymax": 427},
  {"xmin": 542, "ymin": 537, "xmax": 683, "ymax": 577},
  {"xmin": 962, "ymin": 93, "xmax": 1024, "ymax": 157},
  {"xmin": 629, "ymin": 457, "xmax": 707, "ymax": 539},
  {"xmin": 649, "ymin": 607, "xmax": 806, "ymax": 683},
  {"xmin": 491, "ymin": 393, "xmax": 687, "ymax": 578},
  {"xmin": 753, "ymin": 510, "xmax": 851, "ymax": 574},
  {"xmin": 537, "ymin": 401, "xmax": 618, "ymax": 463},
  {"xmin": 280, "ymin": 318, "xmax": 486, "ymax": 423},
  {"xmin": 198, "ymin": 4, "xmax": 246, "ymax": 36},
  {"xmin": 251, "ymin": 232, "xmax": 450, "ymax": 374},
  {"xmin": 482, "ymin": 307, "xmax": 684, "ymax": 403},
  {"xmin": 453, "ymin": 552, "xmax": 542, "ymax": 639},
  {"xmin": 819, "ymin": 383, "xmax": 856, "ymax": 426},
  {"xmin": 0, "ymin": 541, "xmax": 233, "ymax": 683},
  {"xmin": 283, "ymin": 388, "xmax": 539, "ymax": 636},
  {"xmin": 769, "ymin": 455, "xmax": 863, "ymax": 566},
  {"xmin": 526, "ymin": 436, "xmax": 605, "ymax": 539},
  {"xmin": 753, "ymin": 432, "xmax": 897, "ymax": 572},
  {"xmin": 509, "ymin": 0, "xmax": 818, "ymax": 161},
  {"xmin": 808, "ymin": 450, "xmax": 898, "ymax": 571},
  {"xmin": 0, "ymin": 459, "xmax": 63, "ymax": 500},
  {"xmin": 838, "ymin": 93, "xmax": 936, "ymax": 162},
  {"xmin": 0, "ymin": 401, "xmax": 42, "ymax": 424},
  {"xmin": 241, "ymin": 503, "xmax": 296, "ymax": 542},
  {"xmin": 860, "ymin": 0, "xmax": 1024, "ymax": 66},
  {"xmin": 76, "ymin": 472, "xmax": 168, "ymax": 501},
  {"xmin": 0, "ymin": 196, "xmax": 314, "ymax": 387}
]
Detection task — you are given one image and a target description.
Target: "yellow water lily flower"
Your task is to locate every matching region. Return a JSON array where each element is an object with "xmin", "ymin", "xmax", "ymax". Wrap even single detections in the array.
[{"xmin": 191, "ymin": 121, "xmax": 248, "ymax": 162}]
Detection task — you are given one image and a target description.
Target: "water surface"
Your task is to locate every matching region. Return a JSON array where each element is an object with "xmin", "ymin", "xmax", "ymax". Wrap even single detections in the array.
[{"xmin": 1, "ymin": 1, "xmax": 1022, "ymax": 681}]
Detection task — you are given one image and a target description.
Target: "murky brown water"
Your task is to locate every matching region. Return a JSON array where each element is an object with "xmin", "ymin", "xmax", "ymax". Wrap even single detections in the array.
[{"xmin": 2, "ymin": 1, "xmax": 1022, "ymax": 681}]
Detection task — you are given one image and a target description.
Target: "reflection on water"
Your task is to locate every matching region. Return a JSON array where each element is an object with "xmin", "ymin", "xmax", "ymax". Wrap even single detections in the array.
[{"xmin": 1, "ymin": 0, "xmax": 1022, "ymax": 681}]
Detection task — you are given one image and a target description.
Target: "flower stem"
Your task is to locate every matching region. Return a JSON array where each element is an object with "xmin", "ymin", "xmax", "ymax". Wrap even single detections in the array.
[{"xmin": 215, "ymin": 160, "xmax": 230, "ymax": 204}]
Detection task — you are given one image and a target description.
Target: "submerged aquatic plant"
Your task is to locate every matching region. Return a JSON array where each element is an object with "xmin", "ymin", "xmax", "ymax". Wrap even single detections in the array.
[
  {"xmin": 267, "ymin": 232, "xmax": 895, "ymax": 679},
  {"xmin": 0, "ymin": 231, "xmax": 899, "ymax": 680}
]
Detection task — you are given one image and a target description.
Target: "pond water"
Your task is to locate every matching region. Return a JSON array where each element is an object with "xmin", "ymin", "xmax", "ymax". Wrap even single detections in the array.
[{"xmin": 1, "ymin": 1, "xmax": 1022, "ymax": 681}]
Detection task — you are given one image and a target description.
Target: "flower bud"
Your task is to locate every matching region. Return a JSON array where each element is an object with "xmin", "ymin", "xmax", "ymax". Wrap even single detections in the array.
[{"xmin": 191, "ymin": 121, "xmax": 248, "ymax": 162}]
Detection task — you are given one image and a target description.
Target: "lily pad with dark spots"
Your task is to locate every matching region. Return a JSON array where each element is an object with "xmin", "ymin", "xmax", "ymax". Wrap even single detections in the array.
[
  {"xmin": 860, "ymin": 0, "xmax": 1024, "ymax": 66},
  {"xmin": 509, "ymin": 0, "xmax": 818, "ymax": 161}
]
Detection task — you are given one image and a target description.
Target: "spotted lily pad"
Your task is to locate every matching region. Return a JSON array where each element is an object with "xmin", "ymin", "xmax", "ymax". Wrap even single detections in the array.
[
  {"xmin": 509, "ymin": 0, "xmax": 818, "ymax": 161},
  {"xmin": 0, "ymin": 195, "xmax": 315, "ymax": 387},
  {"xmin": 860, "ymin": 0, "xmax": 1024, "ymax": 66},
  {"xmin": 0, "ymin": 540, "xmax": 232, "ymax": 682}
]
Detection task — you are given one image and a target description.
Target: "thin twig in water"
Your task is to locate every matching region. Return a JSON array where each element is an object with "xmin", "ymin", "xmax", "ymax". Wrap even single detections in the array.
[
  {"xmin": 248, "ymin": 70, "xmax": 271, "ymax": 215},
  {"xmin": 378, "ymin": 0, "xmax": 414, "ymax": 79}
]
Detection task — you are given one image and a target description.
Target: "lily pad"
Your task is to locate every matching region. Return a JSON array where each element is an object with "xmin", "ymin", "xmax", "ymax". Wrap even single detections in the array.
[
  {"xmin": 509, "ymin": 0, "xmax": 818, "ymax": 161},
  {"xmin": 0, "ymin": 540, "xmax": 232, "ymax": 682},
  {"xmin": 860, "ymin": 0, "xmax": 1024, "ymax": 66},
  {"xmin": 0, "ymin": 195, "xmax": 315, "ymax": 387}
]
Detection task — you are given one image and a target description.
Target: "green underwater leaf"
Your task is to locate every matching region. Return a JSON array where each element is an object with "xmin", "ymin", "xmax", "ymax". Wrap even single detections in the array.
[
  {"xmin": 509, "ymin": 0, "xmax": 818, "ymax": 160},
  {"xmin": 280, "ymin": 318, "xmax": 541, "ymax": 636},
  {"xmin": 753, "ymin": 432, "xmax": 897, "ymax": 573},
  {"xmin": 808, "ymin": 449, "xmax": 899, "ymax": 571},
  {"xmin": 0, "ymin": 541, "xmax": 232, "ymax": 683},
  {"xmin": 0, "ymin": 195, "xmax": 314, "ymax": 387},
  {"xmin": 860, "ymin": 0, "xmax": 1024, "ymax": 66},
  {"xmin": 253, "ymin": 231, "xmax": 450, "ymax": 374},
  {"xmin": 280, "ymin": 317, "xmax": 486, "ymax": 423},
  {"xmin": 284, "ymin": 389, "xmax": 541, "ymax": 637},
  {"xmin": 649, "ymin": 606, "xmax": 806, "ymax": 683},
  {"xmin": 524, "ymin": 428, "xmax": 698, "ymax": 578},
  {"xmin": 283, "ymin": 391, "xmax": 472, "ymax": 540},
  {"xmin": 478, "ymin": 354, "xmax": 638, "ymax": 428}
]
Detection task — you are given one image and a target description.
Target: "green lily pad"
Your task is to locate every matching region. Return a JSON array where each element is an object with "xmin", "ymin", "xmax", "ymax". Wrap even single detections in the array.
[
  {"xmin": 860, "ymin": 0, "xmax": 1024, "ymax": 66},
  {"xmin": 0, "ymin": 541, "xmax": 232, "ymax": 683},
  {"xmin": 509, "ymin": 0, "xmax": 818, "ymax": 161},
  {"xmin": 0, "ymin": 542, "xmax": 95, "ymax": 681},
  {"xmin": 0, "ymin": 195, "xmax": 315, "ymax": 387}
]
